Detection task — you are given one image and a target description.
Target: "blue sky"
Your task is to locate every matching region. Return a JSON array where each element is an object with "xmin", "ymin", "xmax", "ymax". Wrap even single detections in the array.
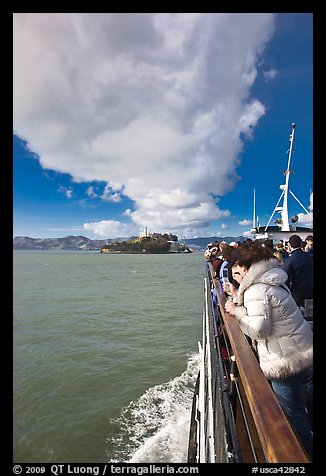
[{"xmin": 13, "ymin": 13, "xmax": 313, "ymax": 240}]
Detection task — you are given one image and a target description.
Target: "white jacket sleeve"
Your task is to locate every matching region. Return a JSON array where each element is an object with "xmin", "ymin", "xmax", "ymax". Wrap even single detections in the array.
[{"xmin": 232, "ymin": 290, "xmax": 273, "ymax": 340}]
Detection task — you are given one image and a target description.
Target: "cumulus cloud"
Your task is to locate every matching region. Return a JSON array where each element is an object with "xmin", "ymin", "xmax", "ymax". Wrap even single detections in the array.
[
  {"xmin": 86, "ymin": 186, "xmax": 98, "ymax": 198},
  {"xmin": 263, "ymin": 68, "xmax": 278, "ymax": 80},
  {"xmin": 57, "ymin": 185, "xmax": 73, "ymax": 198},
  {"xmin": 13, "ymin": 13, "xmax": 275, "ymax": 236},
  {"xmin": 83, "ymin": 220, "xmax": 140, "ymax": 238},
  {"xmin": 100, "ymin": 184, "xmax": 122, "ymax": 202},
  {"xmin": 296, "ymin": 191, "xmax": 313, "ymax": 226},
  {"xmin": 239, "ymin": 219, "xmax": 252, "ymax": 226}
]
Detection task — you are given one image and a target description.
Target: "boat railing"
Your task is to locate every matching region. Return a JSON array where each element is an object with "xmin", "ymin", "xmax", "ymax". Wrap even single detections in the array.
[{"xmin": 190, "ymin": 262, "xmax": 310, "ymax": 463}]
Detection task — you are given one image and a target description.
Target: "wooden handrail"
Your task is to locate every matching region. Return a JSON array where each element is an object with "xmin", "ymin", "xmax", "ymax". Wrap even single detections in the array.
[{"xmin": 208, "ymin": 263, "xmax": 309, "ymax": 463}]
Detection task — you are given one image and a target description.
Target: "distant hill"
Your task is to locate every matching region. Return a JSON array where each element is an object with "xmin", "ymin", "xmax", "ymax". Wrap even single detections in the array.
[
  {"xmin": 13, "ymin": 234, "xmax": 245, "ymax": 251},
  {"xmin": 13, "ymin": 235, "xmax": 132, "ymax": 250}
]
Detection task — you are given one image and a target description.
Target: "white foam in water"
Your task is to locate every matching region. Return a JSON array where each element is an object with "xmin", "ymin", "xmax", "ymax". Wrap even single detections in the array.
[
  {"xmin": 129, "ymin": 410, "xmax": 190, "ymax": 462},
  {"xmin": 107, "ymin": 352, "xmax": 200, "ymax": 463}
]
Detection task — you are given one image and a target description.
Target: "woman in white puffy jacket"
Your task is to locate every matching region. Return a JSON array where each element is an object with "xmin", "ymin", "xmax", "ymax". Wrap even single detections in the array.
[{"xmin": 224, "ymin": 241, "xmax": 313, "ymax": 461}]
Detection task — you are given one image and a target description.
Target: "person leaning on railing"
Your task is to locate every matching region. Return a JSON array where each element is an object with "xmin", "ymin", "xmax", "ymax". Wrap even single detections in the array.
[{"xmin": 223, "ymin": 241, "xmax": 313, "ymax": 461}]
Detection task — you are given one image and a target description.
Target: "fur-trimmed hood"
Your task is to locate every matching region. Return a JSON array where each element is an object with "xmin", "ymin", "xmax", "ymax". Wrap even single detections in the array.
[{"xmin": 237, "ymin": 259, "xmax": 289, "ymax": 305}]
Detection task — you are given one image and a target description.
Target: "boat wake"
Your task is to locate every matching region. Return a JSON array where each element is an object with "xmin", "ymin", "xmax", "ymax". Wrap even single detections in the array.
[{"xmin": 106, "ymin": 353, "xmax": 200, "ymax": 463}]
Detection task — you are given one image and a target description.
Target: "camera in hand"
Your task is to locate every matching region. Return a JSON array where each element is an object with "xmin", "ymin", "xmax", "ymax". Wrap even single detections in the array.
[{"xmin": 222, "ymin": 268, "xmax": 232, "ymax": 300}]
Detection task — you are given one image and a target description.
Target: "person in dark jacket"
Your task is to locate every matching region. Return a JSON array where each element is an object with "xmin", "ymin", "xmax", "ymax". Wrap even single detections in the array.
[{"xmin": 283, "ymin": 235, "xmax": 313, "ymax": 307}]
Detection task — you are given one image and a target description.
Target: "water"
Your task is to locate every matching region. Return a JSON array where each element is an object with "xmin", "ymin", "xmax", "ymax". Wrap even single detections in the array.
[{"xmin": 13, "ymin": 251, "xmax": 205, "ymax": 463}]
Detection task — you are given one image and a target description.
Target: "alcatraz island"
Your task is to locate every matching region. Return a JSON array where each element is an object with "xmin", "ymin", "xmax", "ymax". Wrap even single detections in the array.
[{"xmin": 100, "ymin": 229, "xmax": 192, "ymax": 254}]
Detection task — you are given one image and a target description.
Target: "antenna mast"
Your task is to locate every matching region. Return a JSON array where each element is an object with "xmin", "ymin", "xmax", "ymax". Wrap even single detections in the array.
[
  {"xmin": 264, "ymin": 123, "xmax": 298, "ymax": 232},
  {"xmin": 281, "ymin": 122, "xmax": 296, "ymax": 230},
  {"xmin": 250, "ymin": 188, "xmax": 257, "ymax": 232},
  {"xmin": 253, "ymin": 187, "xmax": 256, "ymax": 228}
]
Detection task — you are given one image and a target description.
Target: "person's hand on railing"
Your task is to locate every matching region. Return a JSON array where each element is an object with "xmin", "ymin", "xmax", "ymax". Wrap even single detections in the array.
[{"xmin": 224, "ymin": 299, "xmax": 236, "ymax": 314}]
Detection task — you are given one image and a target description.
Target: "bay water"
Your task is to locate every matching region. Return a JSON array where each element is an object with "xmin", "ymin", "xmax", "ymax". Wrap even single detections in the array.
[{"xmin": 13, "ymin": 251, "xmax": 205, "ymax": 463}]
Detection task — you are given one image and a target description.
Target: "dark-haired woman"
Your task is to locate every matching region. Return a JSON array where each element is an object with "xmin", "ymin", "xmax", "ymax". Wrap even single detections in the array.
[{"xmin": 224, "ymin": 242, "xmax": 313, "ymax": 461}]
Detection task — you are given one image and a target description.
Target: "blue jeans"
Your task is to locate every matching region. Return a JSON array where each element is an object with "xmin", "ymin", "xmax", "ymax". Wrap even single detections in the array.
[{"xmin": 270, "ymin": 366, "xmax": 313, "ymax": 461}]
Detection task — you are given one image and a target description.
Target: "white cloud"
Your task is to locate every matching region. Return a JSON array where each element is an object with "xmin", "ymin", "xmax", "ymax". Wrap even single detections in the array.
[
  {"xmin": 57, "ymin": 185, "xmax": 73, "ymax": 198},
  {"xmin": 86, "ymin": 186, "xmax": 98, "ymax": 198},
  {"xmin": 297, "ymin": 212, "xmax": 313, "ymax": 226},
  {"xmin": 239, "ymin": 219, "xmax": 252, "ymax": 226},
  {"xmin": 13, "ymin": 13, "xmax": 275, "ymax": 236},
  {"xmin": 83, "ymin": 220, "xmax": 140, "ymax": 238},
  {"xmin": 130, "ymin": 198, "xmax": 230, "ymax": 231},
  {"xmin": 100, "ymin": 184, "xmax": 122, "ymax": 202},
  {"xmin": 296, "ymin": 191, "xmax": 313, "ymax": 226},
  {"xmin": 263, "ymin": 68, "xmax": 278, "ymax": 80}
]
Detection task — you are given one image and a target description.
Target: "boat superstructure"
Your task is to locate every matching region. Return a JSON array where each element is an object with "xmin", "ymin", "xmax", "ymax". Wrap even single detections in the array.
[
  {"xmin": 250, "ymin": 123, "xmax": 312, "ymax": 242},
  {"xmin": 187, "ymin": 263, "xmax": 310, "ymax": 463}
]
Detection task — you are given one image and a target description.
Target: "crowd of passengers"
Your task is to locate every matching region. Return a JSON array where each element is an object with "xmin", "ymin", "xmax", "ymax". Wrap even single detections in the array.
[
  {"xmin": 205, "ymin": 235, "xmax": 313, "ymax": 308},
  {"xmin": 204, "ymin": 235, "xmax": 313, "ymax": 462}
]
